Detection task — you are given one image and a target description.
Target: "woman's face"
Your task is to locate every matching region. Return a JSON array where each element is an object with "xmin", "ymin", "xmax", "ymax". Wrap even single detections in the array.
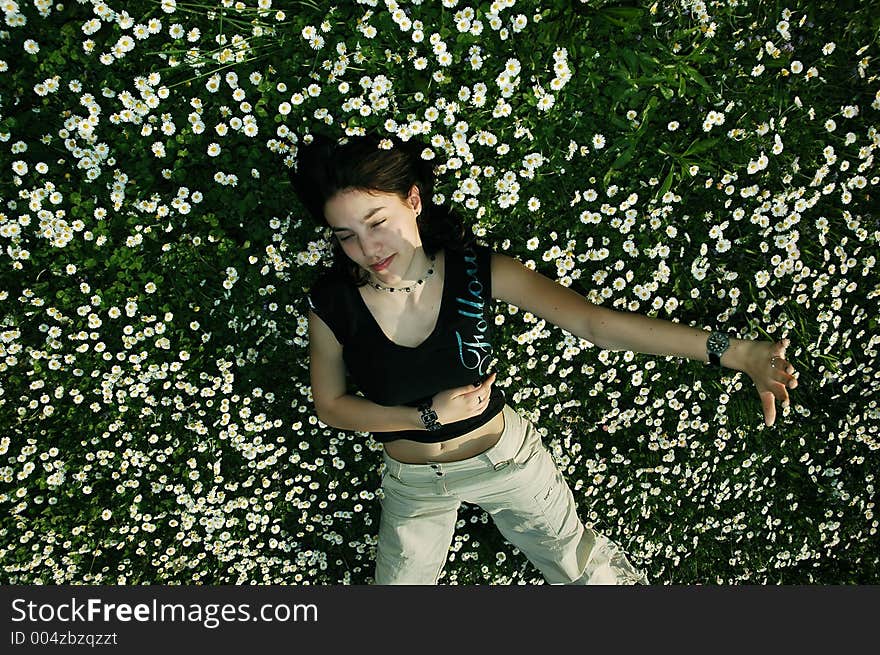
[{"xmin": 323, "ymin": 185, "xmax": 423, "ymax": 282}]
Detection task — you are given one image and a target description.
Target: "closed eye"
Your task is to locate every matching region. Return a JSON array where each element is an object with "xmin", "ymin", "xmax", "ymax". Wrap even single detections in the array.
[{"xmin": 338, "ymin": 219, "xmax": 386, "ymax": 242}]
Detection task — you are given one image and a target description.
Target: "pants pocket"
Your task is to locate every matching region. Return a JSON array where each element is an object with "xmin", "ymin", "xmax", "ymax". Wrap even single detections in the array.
[
  {"xmin": 528, "ymin": 449, "xmax": 576, "ymax": 538},
  {"xmin": 498, "ymin": 435, "xmax": 575, "ymax": 539}
]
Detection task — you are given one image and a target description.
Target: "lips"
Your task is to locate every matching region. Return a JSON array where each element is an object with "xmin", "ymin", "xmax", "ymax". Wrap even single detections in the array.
[{"xmin": 370, "ymin": 254, "xmax": 395, "ymax": 272}]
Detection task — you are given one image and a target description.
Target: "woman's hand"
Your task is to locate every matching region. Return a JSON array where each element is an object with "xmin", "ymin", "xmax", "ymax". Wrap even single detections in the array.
[
  {"xmin": 742, "ymin": 338, "xmax": 800, "ymax": 427},
  {"xmin": 431, "ymin": 372, "xmax": 497, "ymax": 424}
]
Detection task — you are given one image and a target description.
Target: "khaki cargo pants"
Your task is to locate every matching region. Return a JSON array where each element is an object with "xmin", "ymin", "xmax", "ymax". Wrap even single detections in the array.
[{"xmin": 375, "ymin": 404, "xmax": 649, "ymax": 585}]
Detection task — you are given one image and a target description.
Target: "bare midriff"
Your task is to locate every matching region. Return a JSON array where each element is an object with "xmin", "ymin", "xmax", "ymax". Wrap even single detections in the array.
[{"xmin": 383, "ymin": 407, "xmax": 506, "ymax": 464}]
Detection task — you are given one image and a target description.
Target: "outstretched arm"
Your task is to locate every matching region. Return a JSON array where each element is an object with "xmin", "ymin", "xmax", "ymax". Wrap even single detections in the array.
[{"xmin": 491, "ymin": 253, "xmax": 799, "ymax": 426}]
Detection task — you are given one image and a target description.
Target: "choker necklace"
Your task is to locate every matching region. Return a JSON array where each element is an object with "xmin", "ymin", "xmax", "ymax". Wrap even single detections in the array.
[{"xmin": 369, "ymin": 253, "xmax": 436, "ymax": 293}]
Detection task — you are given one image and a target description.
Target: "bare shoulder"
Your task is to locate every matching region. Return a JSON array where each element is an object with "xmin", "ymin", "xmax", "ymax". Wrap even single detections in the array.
[
  {"xmin": 308, "ymin": 308, "xmax": 343, "ymax": 351},
  {"xmin": 490, "ymin": 252, "xmax": 540, "ymax": 305}
]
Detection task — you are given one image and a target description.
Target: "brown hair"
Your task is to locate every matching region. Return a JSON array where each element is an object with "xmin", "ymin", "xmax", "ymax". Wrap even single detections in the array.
[{"xmin": 290, "ymin": 133, "xmax": 471, "ymax": 286}]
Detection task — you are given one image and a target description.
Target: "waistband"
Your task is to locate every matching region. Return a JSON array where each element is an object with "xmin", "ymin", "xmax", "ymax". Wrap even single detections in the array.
[
  {"xmin": 382, "ymin": 404, "xmax": 525, "ymax": 483},
  {"xmin": 373, "ymin": 387, "xmax": 506, "ymax": 443}
]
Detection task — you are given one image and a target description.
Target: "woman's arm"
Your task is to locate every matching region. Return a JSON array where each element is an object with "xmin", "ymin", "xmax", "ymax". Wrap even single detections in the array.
[
  {"xmin": 491, "ymin": 253, "xmax": 799, "ymax": 425},
  {"xmin": 308, "ymin": 310, "xmax": 424, "ymax": 431}
]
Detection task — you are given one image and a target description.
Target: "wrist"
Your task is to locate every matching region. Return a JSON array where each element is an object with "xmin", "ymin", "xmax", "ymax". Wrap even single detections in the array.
[
  {"xmin": 416, "ymin": 400, "xmax": 442, "ymax": 432},
  {"xmin": 706, "ymin": 330, "xmax": 751, "ymax": 372},
  {"xmin": 410, "ymin": 407, "xmax": 425, "ymax": 430},
  {"xmin": 720, "ymin": 337, "xmax": 751, "ymax": 372}
]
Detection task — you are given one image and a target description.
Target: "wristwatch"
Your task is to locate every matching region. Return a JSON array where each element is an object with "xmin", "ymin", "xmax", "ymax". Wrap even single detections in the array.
[
  {"xmin": 417, "ymin": 401, "xmax": 442, "ymax": 432},
  {"xmin": 706, "ymin": 331, "xmax": 730, "ymax": 367}
]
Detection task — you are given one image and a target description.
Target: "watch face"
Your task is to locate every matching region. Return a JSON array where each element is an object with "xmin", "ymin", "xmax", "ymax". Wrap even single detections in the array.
[
  {"xmin": 420, "ymin": 406, "xmax": 440, "ymax": 430},
  {"xmin": 708, "ymin": 332, "xmax": 729, "ymax": 353}
]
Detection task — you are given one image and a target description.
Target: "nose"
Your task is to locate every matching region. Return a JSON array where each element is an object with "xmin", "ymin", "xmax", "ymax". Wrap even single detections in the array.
[{"xmin": 358, "ymin": 232, "xmax": 383, "ymax": 259}]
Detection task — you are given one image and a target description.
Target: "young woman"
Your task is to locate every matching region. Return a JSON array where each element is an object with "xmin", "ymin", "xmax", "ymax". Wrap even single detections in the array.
[{"xmin": 293, "ymin": 133, "xmax": 799, "ymax": 585}]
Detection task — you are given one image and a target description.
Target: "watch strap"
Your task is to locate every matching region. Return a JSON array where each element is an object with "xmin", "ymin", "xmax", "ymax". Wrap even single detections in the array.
[{"xmin": 417, "ymin": 401, "xmax": 442, "ymax": 432}]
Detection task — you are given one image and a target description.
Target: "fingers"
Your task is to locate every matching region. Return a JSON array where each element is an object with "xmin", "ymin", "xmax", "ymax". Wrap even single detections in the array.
[
  {"xmin": 772, "ymin": 373, "xmax": 792, "ymax": 408},
  {"xmin": 473, "ymin": 373, "xmax": 496, "ymax": 404},
  {"xmin": 762, "ymin": 341, "xmax": 799, "ymax": 426},
  {"xmin": 772, "ymin": 339, "xmax": 798, "ymax": 389},
  {"xmin": 467, "ymin": 372, "xmax": 497, "ymax": 394},
  {"xmin": 452, "ymin": 372, "xmax": 497, "ymax": 399},
  {"xmin": 437, "ymin": 376, "xmax": 490, "ymax": 422},
  {"xmin": 773, "ymin": 362, "xmax": 797, "ymax": 389},
  {"xmin": 761, "ymin": 390, "xmax": 777, "ymax": 427}
]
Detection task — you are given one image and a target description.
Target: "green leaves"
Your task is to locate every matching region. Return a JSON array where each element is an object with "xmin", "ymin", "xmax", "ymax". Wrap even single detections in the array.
[
  {"xmin": 682, "ymin": 64, "xmax": 713, "ymax": 94},
  {"xmin": 611, "ymin": 142, "xmax": 637, "ymax": 170},
  {"xmin": 683, "ymin": 138, "xmax": 719, "ymax": 157},
  {"xmin": 598, "ymin": 5, "xmax": 646, "ymax": 29},
  {"xmin": 658, "ymin": 166, "xmax": 675, "ymax": 198}
]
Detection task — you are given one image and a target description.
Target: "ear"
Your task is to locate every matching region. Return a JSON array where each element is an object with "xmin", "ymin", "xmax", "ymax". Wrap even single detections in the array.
[{"xmin": 407, "ymin": 184, "xmax": 422, "ymax": 215}]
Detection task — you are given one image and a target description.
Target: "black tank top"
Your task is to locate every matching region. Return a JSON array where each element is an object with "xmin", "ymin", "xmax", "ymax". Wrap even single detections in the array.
[{"xmin": 307, "ymin": 243, "xmax": 505, "ymax": 443}]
